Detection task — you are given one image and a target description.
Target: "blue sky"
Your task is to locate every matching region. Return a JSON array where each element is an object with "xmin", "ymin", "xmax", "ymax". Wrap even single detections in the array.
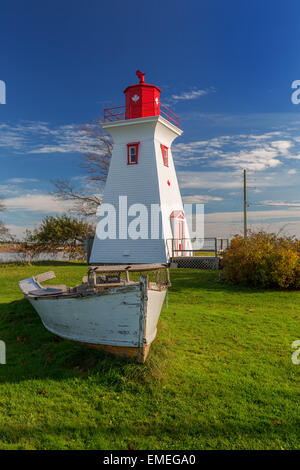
[{"xmin": 1, "ymin": 0, "xmax": 300, "ymax": 238}]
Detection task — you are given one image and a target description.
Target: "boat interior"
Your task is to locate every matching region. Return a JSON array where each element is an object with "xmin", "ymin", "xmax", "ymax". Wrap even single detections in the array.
[{"xmin": 19, "ymin": 264, "xmax": 170, "ymax": 299}]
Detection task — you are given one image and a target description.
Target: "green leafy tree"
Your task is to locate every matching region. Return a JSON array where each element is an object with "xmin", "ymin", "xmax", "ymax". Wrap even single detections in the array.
[{"xmin": 25, "ymin": 214, "xmax": 94, "ymax": 258}]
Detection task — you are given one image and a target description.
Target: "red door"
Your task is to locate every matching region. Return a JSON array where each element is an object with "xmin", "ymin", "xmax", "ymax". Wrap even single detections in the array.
[
  {"xmin": 170, "ymin": 210, "xmax": 185, "ymax": 257},
  {"xmin": 177, "ymin": 219, "xmax": 185, "ymax": 255}
]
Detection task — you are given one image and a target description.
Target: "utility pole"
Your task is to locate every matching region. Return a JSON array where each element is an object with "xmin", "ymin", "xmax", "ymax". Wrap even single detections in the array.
[{"xmin": 243, "ymin": 169, "xmax": 247, "ymax": 238}]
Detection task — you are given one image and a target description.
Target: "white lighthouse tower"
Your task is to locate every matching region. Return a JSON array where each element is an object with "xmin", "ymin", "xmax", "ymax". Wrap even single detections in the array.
[{"xmin": 90, "ymin": 71, "xmax": 191, "ymax": 265}]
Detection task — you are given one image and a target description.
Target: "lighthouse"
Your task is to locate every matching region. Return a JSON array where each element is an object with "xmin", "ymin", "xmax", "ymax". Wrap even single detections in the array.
[{"xmin": 90, "ymin": 71, "xmax": 191, "ymax": 265}]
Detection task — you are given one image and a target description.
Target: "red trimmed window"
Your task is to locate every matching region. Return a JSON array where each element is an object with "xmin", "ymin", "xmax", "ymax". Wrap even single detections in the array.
[
  {"xmin": 127, "ymin": 142, "xmax": 139, "ymax": 165},
  {"xmin": 161, "ymin": 144, "xmax": 168, "ymax": 167}
]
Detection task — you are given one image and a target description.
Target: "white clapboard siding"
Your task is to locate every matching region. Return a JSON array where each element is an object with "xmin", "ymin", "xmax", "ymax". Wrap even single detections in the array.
[{"xmin": 90, "ymin": 115, "xmax": 191, "ymax": 264}]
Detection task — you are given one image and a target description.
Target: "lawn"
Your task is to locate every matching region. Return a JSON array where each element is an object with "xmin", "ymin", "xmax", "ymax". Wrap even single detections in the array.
[{"xmin": 0, "ymin": 262, "xmax": 300, "ymax": 450}]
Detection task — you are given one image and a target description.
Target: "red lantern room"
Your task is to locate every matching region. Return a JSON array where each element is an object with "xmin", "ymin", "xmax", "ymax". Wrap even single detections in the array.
[
  {"xmin": 103, "ymin": 70, "xmax": 180, "ymax": 128},
  {"xmin": 124, "ymin": 70, "xmax": 161, "ymax": 120}
]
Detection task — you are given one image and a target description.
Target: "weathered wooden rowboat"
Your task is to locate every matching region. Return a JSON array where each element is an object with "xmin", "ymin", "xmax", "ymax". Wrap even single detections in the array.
[{"xmin": 19, "ymin": 264, "xmax": 170, "ymax": 362}]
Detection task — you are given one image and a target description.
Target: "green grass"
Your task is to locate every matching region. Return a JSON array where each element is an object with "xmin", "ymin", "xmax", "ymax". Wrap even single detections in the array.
[
  {"xmin": 0, "ymin": 262, "xmax": 300, "ymax": 449},
  {"xmin": 194, "ymin": 250, "xmax": 216, "ymax": 256}
]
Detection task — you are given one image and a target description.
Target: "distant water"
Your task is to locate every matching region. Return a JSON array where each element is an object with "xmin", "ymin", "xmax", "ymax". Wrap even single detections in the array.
[{"xmin": 0, "ymin": 252, "xmax": 71, "ymax": 263}]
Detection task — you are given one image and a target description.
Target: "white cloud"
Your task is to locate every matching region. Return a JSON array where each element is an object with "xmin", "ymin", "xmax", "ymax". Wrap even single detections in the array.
[
  {"xmin": 256, "ymin": 200, "xmax": 300, "ymax": 207},
  {"xmin": 6, "ymin": 178, "xmax": 38, "ymax": 184},
  {"xmin": 288, "ymin": 169, "xmax": 297, "ymax": 175},
  {"xmin": 4, "ymin": 194, "xmax": 73, "ymax": 213},
  {"xmin": 171, "ymin": 87, "xmax": 215, "ymax": 102},
  {"xmin": 183, "ymin": 194, "xmax": 223, "ymax": 203},
  {"xmin": 178, "ymin": 170, "xmax": 280, "ymax": 190},
  {"xmin": 6, "ymin": 224, "xmax": 36, "ymax": 239},
  {"xmin": 185, "ymin": 206, "xmax": 300, "ymax": 238},
  {"xmin": 205, "ymin": 209, "xmax": 300, "ymax": 223},
  {"xmin": 215, "ymin": 147, "xmax": 282, "ymax": 171},
  {"xmin": 173, "ymin": 132, "xmax": 300, "ymax": 172},
  {"xmin": 30, "ymin": 146, "xmax": 71, "ymax": 154},
  {"xmin": 271, "ymin": 140, "xmax": 293, "ymax": 155},
  {"xmin": 0, "ymin": 121, "xmax": 107, "ymax": 156},
  {"xmin": 179, "ymin": 171, "xmax": 239, "ymax": 189},
  {"xmin": 0, "ymin": 185, "xmax": 20, "ymax": 196},
  {"xmin": 202, "ymin": 220, "xmax": 300, "ymax": 239},
  {"xmin": 0, "ymin": 122, "xmax": 53, "ymax": 150}
]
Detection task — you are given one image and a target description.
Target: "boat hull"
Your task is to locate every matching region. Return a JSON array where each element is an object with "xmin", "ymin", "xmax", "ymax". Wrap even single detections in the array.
[{"xmin": 22, "ymin": 278, "xmax": 166, "ymax": 362}]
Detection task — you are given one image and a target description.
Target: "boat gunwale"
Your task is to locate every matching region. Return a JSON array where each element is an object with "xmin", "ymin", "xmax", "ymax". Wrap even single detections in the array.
[
  {"xmin": 25, "ymin": 282, "xmax": 141, "ymax": 300},
  {"xmin": 25, "ymin": 280, "xmax": 169, "ymax": 301},
  {"xmin": 20, "ymin": 263, "xmax": 170, "ymax": 301}
]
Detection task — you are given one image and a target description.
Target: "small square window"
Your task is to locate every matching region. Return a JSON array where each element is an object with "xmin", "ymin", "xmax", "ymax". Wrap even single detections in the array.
[{"xmin": 127, "ymin": 142, "xmax": 139, "ymax": 165}]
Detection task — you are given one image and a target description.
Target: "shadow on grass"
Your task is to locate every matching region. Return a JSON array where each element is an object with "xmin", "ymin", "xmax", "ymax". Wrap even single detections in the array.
[
  {"xmin": 0, "ymin": 419, "xmax": 296, "ymax": 449},
  {"xmin": 0, "ymin": 298, "xmax": 171, "ymax": 389}
]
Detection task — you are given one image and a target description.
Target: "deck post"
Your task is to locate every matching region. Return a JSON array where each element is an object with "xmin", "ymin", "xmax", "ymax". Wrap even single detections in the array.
[{"xmin": 214, "ymin": 238, "xmax": 218, "ymax": 257}]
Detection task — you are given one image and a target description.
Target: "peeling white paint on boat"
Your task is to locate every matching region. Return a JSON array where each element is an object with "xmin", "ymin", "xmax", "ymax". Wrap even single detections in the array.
[{"xmin": 28, "ymin": 286, "xmax": 145, "ymax": 346}]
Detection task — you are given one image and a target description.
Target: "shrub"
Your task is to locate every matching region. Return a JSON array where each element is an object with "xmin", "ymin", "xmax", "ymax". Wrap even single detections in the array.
[{"xmin": 221, "ymin": 231, "xmax": 300, "ymax": 289}]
